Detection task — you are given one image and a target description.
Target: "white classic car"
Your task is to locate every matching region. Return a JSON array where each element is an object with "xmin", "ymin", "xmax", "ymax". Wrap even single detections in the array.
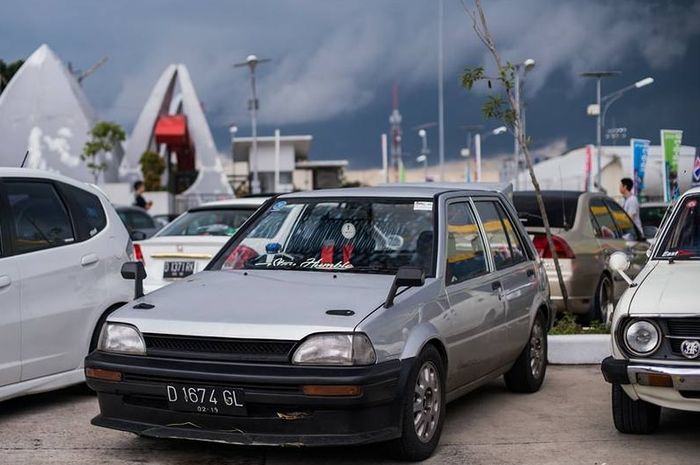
[{"xmin": 602, "ymin": 186, "xmax": 700, "ymax": 433}]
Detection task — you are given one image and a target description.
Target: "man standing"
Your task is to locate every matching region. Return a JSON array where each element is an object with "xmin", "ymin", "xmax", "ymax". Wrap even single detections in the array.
[
  {"xmin": 133, "ymin": 180, "xmax": 153, "ymax": 211},
  {"xmin": 620, "ymin": 177, "xmax": 642, "ymax": 231}
]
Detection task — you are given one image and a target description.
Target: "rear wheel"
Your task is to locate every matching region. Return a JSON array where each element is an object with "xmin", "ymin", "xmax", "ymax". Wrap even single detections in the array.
[
  {"xmin": 580, "ymin": 274, "xmax": 613, "ymax": 326},
  {"xmin": 504, "ymin": 311, "xmax": 547, "ymax": 393},
  {"xmin": 389, "ymin": 345, "xmax": 445, "ymax": 461},
  {"xmin": 612, "ymin": 383, "xmax": 660, "ymax": 434}
]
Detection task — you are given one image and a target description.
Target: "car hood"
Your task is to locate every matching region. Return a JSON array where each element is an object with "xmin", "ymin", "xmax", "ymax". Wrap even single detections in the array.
[
  {"xmin": 109, "ymin": 270, "xmax": 399, "ymax": 340},
  {"xmin": 628, "ymin": 261, "xmax": 700, "ymax": 315}
]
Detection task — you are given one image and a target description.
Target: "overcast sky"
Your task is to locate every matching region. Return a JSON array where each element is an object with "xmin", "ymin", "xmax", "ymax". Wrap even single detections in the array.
[{"xmin": 1, "ymin": 0, "xmax": 699, "ymax": 168}]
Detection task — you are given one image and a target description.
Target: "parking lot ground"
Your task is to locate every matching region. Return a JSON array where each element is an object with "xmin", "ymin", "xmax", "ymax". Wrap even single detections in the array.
[{"xmin": 1, "ymin": 365, "xmax": 699, "ymax": 465}]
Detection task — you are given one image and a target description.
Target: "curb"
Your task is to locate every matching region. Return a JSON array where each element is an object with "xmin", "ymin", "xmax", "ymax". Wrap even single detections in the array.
[{"xmin": 548, "ymin": 334, "xmax": 611, "ymax": 365}]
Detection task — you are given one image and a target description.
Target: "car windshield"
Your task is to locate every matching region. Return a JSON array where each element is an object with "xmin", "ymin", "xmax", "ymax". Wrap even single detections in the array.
[
  {"xmin": 640, "ymin": 204, "xmax": 669, "ymax": 228},
  {"xmin": 512, "ymin": 192, "xmax": 579, "ymax": 230},
  {"xmin": 656, "ymin": 195, "xmax": 700, "ymax": 260},
  {"xmin": 211, "ymin": 198, "xmax": 435, "ymax": 275},
  {"xmin": 157, "ymin": 208, "xmax": 257, "ymax": 237}
]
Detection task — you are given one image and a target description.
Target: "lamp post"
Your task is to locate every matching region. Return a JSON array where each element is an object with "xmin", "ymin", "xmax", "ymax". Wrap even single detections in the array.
[
  {"xmin": 474, "ymin": 126, "xmax": 507, "ymax": 182},
  {"xmin": 417, "ymin": 128, "xmax": 430, "ymax": 181},
  {"xmin": 513, "ymin": 58, "xmax": 535, "ymax": 191},
  {"xmin": 235, "ymin": 54, "xmax": 270, "ymax": 195},
  {"xmin": 437, "ymin": 0, "xmax": 445, "ymax": 181}
]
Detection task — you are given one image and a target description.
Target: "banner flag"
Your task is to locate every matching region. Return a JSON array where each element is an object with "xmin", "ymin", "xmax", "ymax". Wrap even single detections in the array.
[
  {"xmin": 584, "ymin": 144, "xmax": 593, "ymax": 191},
  {"xmin": 692, "ymin": 147, "xmax": 700, "ymax": 188},
  {"xmin": 630, "ymin": 138, "xmax": 650, "ymax": 198},
  {"xmin": 661, "ymin": 129, "xmax": 683, "ymax": 202}
]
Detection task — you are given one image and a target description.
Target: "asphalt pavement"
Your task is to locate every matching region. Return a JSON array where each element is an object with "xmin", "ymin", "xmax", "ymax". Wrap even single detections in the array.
[{"xmin": 1, "ymin": 365, "xmax": 699, "ymax": 465}]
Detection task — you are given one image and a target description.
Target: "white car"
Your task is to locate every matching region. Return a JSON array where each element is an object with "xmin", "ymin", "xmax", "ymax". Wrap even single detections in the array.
[
  {"xmin": 137, "ymin": 197, "xmax": 282, "ymax": 293},
  {"xmin": 603, "ymin": 186, "xmax": 700, "ymax": 433},
  {"xmin": 0, "ymin": 168, "xmax": 132, "ymax": 402}
]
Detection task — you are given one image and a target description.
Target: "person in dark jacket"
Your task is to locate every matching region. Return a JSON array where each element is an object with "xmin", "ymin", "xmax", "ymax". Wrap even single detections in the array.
[{"xmin": 132, "ymin": 180, "xmax": 153, "ymax": 210}]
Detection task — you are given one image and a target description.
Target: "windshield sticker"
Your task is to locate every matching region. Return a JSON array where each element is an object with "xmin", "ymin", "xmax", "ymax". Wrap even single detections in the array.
[
  {"xmin": 662, "ymin": 250, "xmax": 678, "ymax": 257},
  {"xmin": 255, "ymin": 257, "xmax": 354, "ymax": 270},
  {"xmin": 341, "ymin": 222, "xmax": 356, "ymax": 240},
  {"xmin": 414, "ymin": 201, "xmax": 433, "ymax": 211},
  {"xmin": 687, "ymin": 199, "xmax": 698, "ymax": 208},
  {"xmin": 272, "ymin": 200, "xmax": 287, "ymax": 211}
]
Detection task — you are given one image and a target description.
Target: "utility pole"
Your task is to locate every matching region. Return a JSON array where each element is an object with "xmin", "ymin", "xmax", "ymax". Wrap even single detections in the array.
[
  {"xmin": 437, "ymin": 0, "xmax": 446, "ymax": 181},
  {"xmin": 389, "ymin": 83, "xmax": 403, "ymax": 182}
]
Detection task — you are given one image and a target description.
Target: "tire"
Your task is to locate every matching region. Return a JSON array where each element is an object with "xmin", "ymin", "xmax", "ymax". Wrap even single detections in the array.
[
  {"xmin": 504, "ymin": 311, "xmax": 547, "ymax": 393},
  {"xmin": 612, "ymin": 383, "xmax": 660, "ymax": 434},
  {"xmin": 388, "ymin": 345, "xmax": 446, "ymax": 461},
  {"xmin": 579, "ymin": 274, "xmax": 613, "ymax": 326}
]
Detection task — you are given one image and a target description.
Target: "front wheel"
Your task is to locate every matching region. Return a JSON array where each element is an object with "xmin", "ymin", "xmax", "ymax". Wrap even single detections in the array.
[
  {"xmin": 504, "ymin": 311, "xmax": 547, "ymax": 393},
  {"xmin": 389, "ymin": 345, "xmax": 446, "ymax": 461},
  {"xmin": 612, "ymin": 383, "xmax": 660, "ymax": 434}
]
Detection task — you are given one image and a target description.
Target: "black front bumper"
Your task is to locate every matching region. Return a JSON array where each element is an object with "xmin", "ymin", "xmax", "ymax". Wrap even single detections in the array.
[
  {"xmin": 601, "ymin": 357, "xmax": 630, "ymax": 385},
  {"xmin": 85, "ymin": 351, "xmax": 411, "ymax": 446}
]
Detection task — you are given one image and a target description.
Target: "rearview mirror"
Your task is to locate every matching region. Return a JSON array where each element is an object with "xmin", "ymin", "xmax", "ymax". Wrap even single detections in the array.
[
  {"xmin": 608, "ymin": 251, "xmax": 634, "ymax": 287},
  {"xmin": 385, "ymin": 266, "xmax": 425, "ymax": 308},
  {"xmin": 121, "ymin": 261, "xmax": 147, "ymax": 299}
]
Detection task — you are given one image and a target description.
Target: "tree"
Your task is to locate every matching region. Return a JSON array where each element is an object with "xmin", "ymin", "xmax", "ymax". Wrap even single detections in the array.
[
  {"xmin": 460, "ymin": 0, "xmax": 569, "ymax": 312},
  {"xmin": 81, "ymin": 121, "xmax": 126, "ymax": 184},
  {"xmin": 139, "ymin": 151, "xmax": 166, "ymax": 191},
  {"xmin": 0, "ymin": 59, "xmax": 24, "ymax": 94}
]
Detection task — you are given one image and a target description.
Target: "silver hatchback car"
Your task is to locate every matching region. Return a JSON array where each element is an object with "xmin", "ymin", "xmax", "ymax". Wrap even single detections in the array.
[{"xmin": 85, "ymin": 185, "xmax": 552, "ymax": 461}]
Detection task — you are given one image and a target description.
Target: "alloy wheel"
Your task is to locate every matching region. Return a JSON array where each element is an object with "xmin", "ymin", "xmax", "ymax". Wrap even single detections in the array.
[
  {"xmin": 529, "ymin": 319, "xmax": 545, "ymax": 380},
  {"xmin": 413, "ymin": 361, "xmax": 441, "ymax": 443}
]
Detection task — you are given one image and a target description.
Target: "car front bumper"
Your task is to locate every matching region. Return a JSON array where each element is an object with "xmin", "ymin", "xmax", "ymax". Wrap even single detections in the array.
[
  {"xmin": 601, "ymin": 356, "xmax": 700, "ymax": 412},
  {"xmin": 85, "ymin": 351, "xmax": 411, "ymax": 446}
]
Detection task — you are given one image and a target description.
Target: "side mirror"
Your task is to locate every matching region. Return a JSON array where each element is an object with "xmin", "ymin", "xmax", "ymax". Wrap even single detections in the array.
[
  {"xmin": 121, "ymin": 261, "xmax": 147, "ymax": 299},
  {"xmin": 608, "ymin": 251, "xmax": 634, "ymax": 287},
  {"xmin": 130, "ymin": 230, "xmax": 148, "ymax": 241},
  {"xmin": 385, "ymin": 266, "xmax": 425, "ymax": 308}
]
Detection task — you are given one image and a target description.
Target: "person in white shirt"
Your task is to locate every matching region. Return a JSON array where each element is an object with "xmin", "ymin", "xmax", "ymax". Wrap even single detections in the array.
[{"xmin": 619, "ymin": 177, "xmax": 643, "ymax": 232}]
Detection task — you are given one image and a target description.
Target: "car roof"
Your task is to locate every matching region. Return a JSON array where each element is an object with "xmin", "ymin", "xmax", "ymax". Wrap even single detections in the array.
[
  {"xmin": 0, "ymin": 168, "xmax": 104, "ymax": 196},
  {"xmin": 115, "ymin": 205, "xmax": 150, "ymax": 213},
  {"xmin": 193, "ymin": 197, "xmax": 269, "ymax": 209},
  {"xmin": 513, "ymin": 190, "xmax": 584, "ymax": 200},
  {"xmin": 279, "ymin": 183, "xmax": 511, "ymax": 199}
]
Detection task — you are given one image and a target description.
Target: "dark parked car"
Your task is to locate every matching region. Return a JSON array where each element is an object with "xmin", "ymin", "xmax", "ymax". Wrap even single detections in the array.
[{"xmin": 115, "ymin": 205, "xmax": 159, "ymax": 239}]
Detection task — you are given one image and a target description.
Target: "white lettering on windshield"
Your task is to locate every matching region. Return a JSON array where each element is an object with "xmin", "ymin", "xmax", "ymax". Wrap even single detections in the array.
[{"xmin": 254, "ymin": 257, "xmax": 354, "ymax": 270}]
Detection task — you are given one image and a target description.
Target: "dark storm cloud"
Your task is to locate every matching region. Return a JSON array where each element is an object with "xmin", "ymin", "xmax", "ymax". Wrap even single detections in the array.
[{"xmin": 0, "ymin": 0, "xmax": 698, "ymax": 168}]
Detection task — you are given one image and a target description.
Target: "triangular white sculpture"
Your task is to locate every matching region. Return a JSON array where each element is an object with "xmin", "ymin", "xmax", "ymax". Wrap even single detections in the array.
[
  {"xmin": 120, "ymin": 64, "xmax": 232, "ymax": 196},
  {"xmin": 0, "ymin": 44, "xmax": 122, "ymax": 182}
]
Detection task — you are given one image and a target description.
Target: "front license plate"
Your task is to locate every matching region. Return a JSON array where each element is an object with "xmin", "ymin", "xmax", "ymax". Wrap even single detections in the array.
[
  {"xmin": 166, "ymin": 384, "xmax": 246, "ymax": 416},
  {"xmin": 163, "ymin": 261, "xmax": 195, "ymax": 279}
]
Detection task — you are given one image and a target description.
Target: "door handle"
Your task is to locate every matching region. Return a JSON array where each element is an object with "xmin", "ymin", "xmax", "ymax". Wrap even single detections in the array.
[
  {"xmin": 491, "ymin": 281, "xmax": 502, "ymax": 291},
  {"xmin": 0, "ymin": 275, "xmax": 11, "ymax": 289},
  {"xmin": 81, "ymin": 254, "xmax": 99, "ymax": 267},
  {"xmin": 526, "ymin": 269, "xmax": 535, "ymax": 278}
]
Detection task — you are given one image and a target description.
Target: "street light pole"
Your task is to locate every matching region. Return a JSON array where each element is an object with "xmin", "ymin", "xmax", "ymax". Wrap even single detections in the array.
[
  {"xmin": 418, "ymin": 128, "xmax": 430, "ymax": 181},
  {"xmin": 437, "ymin": 0, "xmax": 445, "ymax": 182},
  {"xmin": 475, "ymin": 126, "xmax": 507, "ymax": 182},
  {"xmin": 513, "ymin": 58, "xmax": 535, "ymax": 191},
  {"xmin": 235, "ymin": 54, "xmax": 270, "ymax": 195}
]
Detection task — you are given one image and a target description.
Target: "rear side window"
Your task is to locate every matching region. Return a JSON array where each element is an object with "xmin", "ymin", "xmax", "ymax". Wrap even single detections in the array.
[
  {"xmin": 5, "ymin": 181, "xmax": 75, "ymax": 254},
  {"xmin": 474, "ymin": 201, "xmax": 526, "ymax": 270},
  {"xmin": 59, "ymin": 183, "xmax": 107, "ymax": 241},
  {"xmin": 512, "ymin": 193, "xmax": 578, "ymax": 229},
  {"xmin": 589, "ymin": 198, "xmax": 620, "ymax": 239}
]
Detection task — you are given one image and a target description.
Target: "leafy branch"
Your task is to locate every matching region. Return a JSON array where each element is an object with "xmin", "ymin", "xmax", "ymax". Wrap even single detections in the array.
[{"xmin": 81, "ymin": 121, "xmax": 126, "ymax": 184}]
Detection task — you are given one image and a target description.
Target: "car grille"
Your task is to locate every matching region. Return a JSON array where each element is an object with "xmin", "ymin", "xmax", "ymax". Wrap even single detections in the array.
[
  {"xmin": 664, "ymin": 319, "xmax": 700, "ymax": 357},
  {"xmin": 143, "ymin": 334, "xmax": 296, "ymax": 363}
]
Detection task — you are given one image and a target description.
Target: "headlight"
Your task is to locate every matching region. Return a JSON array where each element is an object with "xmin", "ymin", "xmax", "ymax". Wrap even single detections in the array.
[
  {"xmin": 292, "ymin": 333, "xmax": 376, "ymax": 366},
  {"xmin": 624, "ymin": 319, "xmax": 661, "ymax": 356},
  {"xmin": 98, "ymin": 323, "xmax": 146, "ymax": 355}
]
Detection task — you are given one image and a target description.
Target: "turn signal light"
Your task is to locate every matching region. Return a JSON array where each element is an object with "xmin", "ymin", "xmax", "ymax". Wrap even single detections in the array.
[
  {"xmin": 85, "ymin": 367, "xmax": 123, "ymax": 382},
  {"xmin": 302, "ymin": 385, "xmax": 362, "ymax": 397},
  {"xmin": 134, "ymin": 243, "xmax": 145, "ymax": 264},
  {"xmin": 636, "ymin": 373, "xmax": 673, "ymax": 388}
]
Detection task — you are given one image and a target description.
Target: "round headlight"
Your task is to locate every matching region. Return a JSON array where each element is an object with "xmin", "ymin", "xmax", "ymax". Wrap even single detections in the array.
[
  {"xmin": 98, "ymin": 323, "xmax": 146, "ymax": 355},
  {"xmin": 292, "ymin": 333, "xmax": 376, "ymax": 366},
  {"xmin": 624, "ymin": 320, "xmax": 661, "ymax": 356}
]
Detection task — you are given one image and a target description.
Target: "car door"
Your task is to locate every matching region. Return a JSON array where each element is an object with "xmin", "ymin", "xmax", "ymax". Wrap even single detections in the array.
[
  {"xmin": 473, "ymin": 199, "xmax": 536, "ymax": 363},
  {"xmin": 4, "ymin": 179, "xmax": 99, "ymax": 380},
  {"xmin": 442, "ymin": 199, "xmax": 505, "ymax": 388},
  {"xmin": 604, "ymin": 199, "xmax": 649, "ymax": 278},
  {"xmin": 0, "ymin": 182, "xmax": 21, "ymax": 387}
]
